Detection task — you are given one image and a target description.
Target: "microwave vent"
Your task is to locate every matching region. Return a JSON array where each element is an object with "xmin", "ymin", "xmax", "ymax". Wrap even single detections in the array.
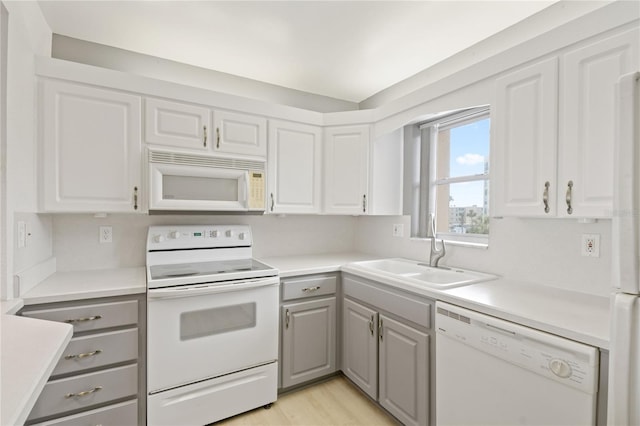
[{"xmin": 149, "ymin": 150, "xmax": 265, "ymax": 171}]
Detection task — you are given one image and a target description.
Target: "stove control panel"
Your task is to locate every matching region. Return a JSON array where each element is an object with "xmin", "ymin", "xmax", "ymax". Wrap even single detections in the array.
[{"xmin": 147, "ymin": 225, "xmax": 253, "ymax": 250}]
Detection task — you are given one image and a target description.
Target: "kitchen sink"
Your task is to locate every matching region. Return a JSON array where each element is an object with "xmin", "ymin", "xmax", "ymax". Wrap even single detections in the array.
[{"xmin": 344, "ymin": 258, "xmax": 497, "ymax": 289}]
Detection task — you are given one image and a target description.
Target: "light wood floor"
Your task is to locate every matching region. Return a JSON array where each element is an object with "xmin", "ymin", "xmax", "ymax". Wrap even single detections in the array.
[{"xmin": 216, "ymin": 375, "xmax": 398, "ymax": 426}]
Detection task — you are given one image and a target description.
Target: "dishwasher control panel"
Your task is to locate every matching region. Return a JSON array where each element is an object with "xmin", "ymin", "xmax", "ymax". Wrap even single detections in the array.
[{"xmin": 435, "ymin": 302, "xmax": 598, "ymax": 395}]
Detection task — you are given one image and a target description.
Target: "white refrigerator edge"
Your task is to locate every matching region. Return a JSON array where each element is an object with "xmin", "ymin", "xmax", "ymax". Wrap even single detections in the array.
[{"xmin": 609, "ymin": 70, "xmax": 640, "ymax": 425}]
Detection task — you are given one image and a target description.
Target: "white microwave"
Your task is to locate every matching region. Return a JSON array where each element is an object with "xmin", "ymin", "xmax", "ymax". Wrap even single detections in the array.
[{"xmin": 148, "ymin": 150, "xmax": 266, "ymax": 212}]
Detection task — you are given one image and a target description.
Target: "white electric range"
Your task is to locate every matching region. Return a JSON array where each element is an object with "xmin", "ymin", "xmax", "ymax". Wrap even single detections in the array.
[{"xmin": 145, "ymin": 225, "xmax": 279, "ymax": 426}]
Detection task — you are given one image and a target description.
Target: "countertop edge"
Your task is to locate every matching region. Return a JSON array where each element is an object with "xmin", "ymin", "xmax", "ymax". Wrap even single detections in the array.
[
  {"xmin": 1, "ymin": 298, "xmax": 24, "ymax": 315},
  {"xmin": 1, "ymin": 315, "xmax": 73, "ymax": 426}
]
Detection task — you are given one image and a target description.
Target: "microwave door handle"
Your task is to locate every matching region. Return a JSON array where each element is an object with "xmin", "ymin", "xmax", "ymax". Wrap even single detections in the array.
[
  {"xmin": 243, "ymin": 171, "xmax": 250, "ymax": 209},
  {"xmin": 148, "ymin": 278, "xmax": 278, "ymax": 299}
]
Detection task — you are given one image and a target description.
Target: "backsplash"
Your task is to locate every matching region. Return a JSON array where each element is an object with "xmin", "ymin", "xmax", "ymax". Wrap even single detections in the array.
[
  {"xmin": 49, "ymin": 212, "xmax": 612, "ymax": 297},
  {"xmin": 52, "ymin": 214, "xmax": 358, "ymax": 271},
  {"xmin": 354, "ymin": 215, "xmax": 612, "ymax": 297}
]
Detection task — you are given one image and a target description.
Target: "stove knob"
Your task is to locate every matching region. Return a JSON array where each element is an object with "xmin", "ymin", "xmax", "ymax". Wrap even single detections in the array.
[
  {"xmin": 153, "ymin": 234, "xmax": 165, "ymax": 243},
  {"xmin": 169, "ymin": 231, "xmax": 181, "ymax": 239},
  {"xmin": 211, "ymin": 230, "xmax": 220, "ymax": 238},
  {"xmin": 238, "ymin": 232, "xmax": 246, "ymax": 240},
  {"xmin": 226, "ymin": 230, "xmax": 233, "ymax": 237}
]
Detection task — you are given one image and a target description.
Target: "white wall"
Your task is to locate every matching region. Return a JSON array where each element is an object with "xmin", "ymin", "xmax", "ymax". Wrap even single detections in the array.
[
  {"xmin": 360, "ymin": 1, "xmax": 612, "ymax": 109},
  {"xmin": 52, "ymin": 214, "xmax": 357, "ymax": 271},
  {"xmin": 2, "ymin": 1, "xmax": 52, "ymax": 298},
  {"xmin": 51, "ymin": 35, "xmax": 358, "ymax": 114}
]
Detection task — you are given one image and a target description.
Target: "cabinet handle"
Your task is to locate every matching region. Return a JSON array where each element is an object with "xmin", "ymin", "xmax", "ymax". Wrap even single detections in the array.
[
  {"xmin": 542, "ymin": 181, "xmax": 550, "ymax": 213},
  {"xmin": 362, "ymin": 194, "xmax": 367, "ymax": 213},
  {"xmin": 216, "ymin": 127, "xmax": 220, "ymax": 149},
  {"xmin": 65, "ymin": 349, "xmax": 102, "ymax": 360},
  {"xmin": 64, "ymin": 315, "xmax": 102, "ymax": 324},
  {"xmin": 133, "ymin": 186, "xmax": 139, "ymax": 210},
  {"xmin": 285, "ymin": 309, "xmax": 290, "ymax": 329},
  {"xmin": 270, "ymin": 193, "xmax": 275, "ymax": 212},
  {"xmin": 379, "ymin": 317, "xmax": 383, "ymax": 341},
  {"xmin": 302, "ymin": 286, "xmax": 320, "ymax": 292},
  {"xmin": 203, "ymin": 125, "xmax": 207, "ymax": 147},
  {"xmin": 369, "ymin": 315, "xmax": 374, "ymax": 336},
  {"xmin": 65, "ymin": 386, "xmax": 103, "ymax": 399},
  {"xmin": 565, "ymin": 180, "xmax": 573, "ymax": 215}
]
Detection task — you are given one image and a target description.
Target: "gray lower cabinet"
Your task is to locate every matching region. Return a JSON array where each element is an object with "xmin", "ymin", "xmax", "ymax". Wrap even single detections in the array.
[
  {"xmin": 342, "ymin": 274, "xmax": 431, "ymax": 426},
  {"xmin": 280, "ymin": 274, "xmax": 338, "ymax": 389},
  {"xmin": 20, "ymin": 294, "xmax": 145, "ymax": 425}
]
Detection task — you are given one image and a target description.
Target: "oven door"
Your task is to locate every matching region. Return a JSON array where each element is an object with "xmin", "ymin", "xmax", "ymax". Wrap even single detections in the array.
[{"xmin": 147, "ymin": 276, "xmax": 279, "ymax": 393}]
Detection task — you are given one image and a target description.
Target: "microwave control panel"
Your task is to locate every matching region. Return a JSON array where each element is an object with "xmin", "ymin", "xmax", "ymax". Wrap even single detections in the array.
[{"xmin": 248, "ymin": 171, "xmax": 265, "ymax": 210}]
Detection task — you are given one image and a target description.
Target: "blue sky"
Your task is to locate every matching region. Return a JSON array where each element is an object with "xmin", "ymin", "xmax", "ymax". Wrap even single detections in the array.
[{"xmin": 447, "ymin": 118, "xmax": 490, "ymax": 208}]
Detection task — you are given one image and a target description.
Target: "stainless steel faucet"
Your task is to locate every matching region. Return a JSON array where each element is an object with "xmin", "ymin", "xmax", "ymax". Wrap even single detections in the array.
[{"xmin": 429, "ymin": 214, "xmax": 446, "ymax": 267}]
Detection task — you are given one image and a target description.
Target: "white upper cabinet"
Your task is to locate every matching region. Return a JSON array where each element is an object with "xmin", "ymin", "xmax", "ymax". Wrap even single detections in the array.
[
  {"xmin": 214, "ymin": 110, "xmax": 267, "ymax": 158},
  {"xmin": 144, "ymin": 98, "xmax": 266, "ymax": 159},
  {"xmin": 558, "ymin": 28, "xmax": 639, "ymax": 218},
  {"xmin": 493, "ymin": 27, "xmax": 639, "ymax": 218},
  {"xmin": 40, "ymin": 79, "xmax": 142, "ymax": 213},
  {"xmin": 492, "ymin": 57, "xmax": 559, "ymax": 217},
  {"xmin": 323, "ymin": 125, "xmax": 370, "ymax": 215},
  {"xmin": 145, "ymin": 98, "xmax": 210, "ymax": 151},
  {"xmin": 267, "ymin": 120, "xmax": 322, "ymax": 214},
  {"xmin": 368, "ymin": 128, "xmax": 403, "ymax": 216}
]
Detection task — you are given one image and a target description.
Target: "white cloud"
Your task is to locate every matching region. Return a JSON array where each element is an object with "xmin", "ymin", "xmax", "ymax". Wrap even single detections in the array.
[{"xmin": 456, "ymin": 153, "xmax": 485, "ymax": 165}]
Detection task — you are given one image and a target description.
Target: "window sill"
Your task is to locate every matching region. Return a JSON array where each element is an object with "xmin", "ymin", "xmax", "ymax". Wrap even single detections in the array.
[{"xmin": 410, "ymin": 237, "xmax": 489, "ymax": 250}]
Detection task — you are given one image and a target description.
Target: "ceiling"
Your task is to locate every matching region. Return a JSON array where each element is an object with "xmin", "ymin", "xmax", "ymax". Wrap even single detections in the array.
[{"xmin": 37, "ymin": 1, "xmax": 558, "ymax": 103}]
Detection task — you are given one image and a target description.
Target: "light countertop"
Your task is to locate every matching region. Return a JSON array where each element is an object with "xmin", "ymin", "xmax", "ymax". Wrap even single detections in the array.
[
  {"xmin": 21, "ymin": 266, "xmax": 146, "ymax": 305},
  {"xmin": 440, "ymin": 279, "xmax": 610, "ymax": 349},
  {"xmin": 1, "ymin": 315, "xmax": 73, "ymax": 426},
  {"xmin": 259, "ymin": 252, "xmax": 382, "ymax": 277},
  {"xmin": 264, "ymin": 253, "xmax": 609, "ymax": 349}
]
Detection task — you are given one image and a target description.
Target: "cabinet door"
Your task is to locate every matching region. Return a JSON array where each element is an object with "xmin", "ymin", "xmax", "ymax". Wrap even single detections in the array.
[
  {"xmin": 145, "ymin": 98, "xmax": 210, "ymax": 151},
  {"xmin": 492, "ymin": 57, "xmax": 558, "ymax": 217},
  {"xmin": 213, "ymin": 110, "xmax": 267, "ymax": 158},
  {"xmin": 268, "ymin": 120, "xmax": 322, "ymax": 214},
  {"xmin": 342, "ymin": 298, "xmax": 377, "ymax": 399},
  {"xmin": 323, "ymin": 125, "xmax": 370, "ymax": 215},
  {"xmin": 40, "ymin": 80, "xmax": 142, "ymax": 212},
  {"xmin": 281, "ymin": 297, "xmax": 336, "ymax": 388},
  {"xmin": 558, "ymin": 28, "xmax": 639, "ymax": 218},
  {"xmin": 378, "ymin": 315, "xmax": 428, "ymax": 426}
]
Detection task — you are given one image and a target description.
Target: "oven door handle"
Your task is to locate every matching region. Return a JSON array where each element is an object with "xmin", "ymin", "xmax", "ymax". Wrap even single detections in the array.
[{"xmin": 148, "ymin": 278, "xmax": 279, "ymax": 299}]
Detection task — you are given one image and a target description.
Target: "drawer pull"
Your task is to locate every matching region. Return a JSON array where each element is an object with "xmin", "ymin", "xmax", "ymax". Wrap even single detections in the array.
[
  {"xmin": 65, "ymin": 386, "xmax": 103, "ymax": 399},
  {"xmin": 301, "ymin": 286, "xmax": 321, "ymax": 292},
  {"xmin": 65, "ymin": 349, "xmax": 102, "ymax": 360},
  {"xmin": 64, "ymin": 315, "xmax": 102, "ymax": 324}
]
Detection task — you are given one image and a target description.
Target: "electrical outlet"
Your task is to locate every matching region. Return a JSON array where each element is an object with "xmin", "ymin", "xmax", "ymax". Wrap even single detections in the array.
[
  {"xmin": 581, "ymin": 234, "xmax": 600, "ymax": 257},
  {"xmin": 393, "ymin": 224, "xmax": 404, "ymax": 237},
  {"xmin": 100, "ymin": 226, "xmax": 113, "ymax": 243}
]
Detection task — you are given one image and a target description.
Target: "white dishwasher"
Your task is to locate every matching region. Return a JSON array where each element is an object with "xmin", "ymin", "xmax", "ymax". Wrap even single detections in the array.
[{"xmin": 435, "ymin": 301, "xmax": 599, "ymax": 425}]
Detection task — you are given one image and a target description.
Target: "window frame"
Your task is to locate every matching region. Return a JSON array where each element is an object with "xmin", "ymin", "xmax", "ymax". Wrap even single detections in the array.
[{"xmin": 417, "ymin": 107, "xmax": 491, "ymax": 246}]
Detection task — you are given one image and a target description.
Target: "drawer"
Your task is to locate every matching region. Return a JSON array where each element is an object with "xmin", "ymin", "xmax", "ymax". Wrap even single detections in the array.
[
  {"xmin": 27, "ymin": 364, "xmax": 138, "ymax": 421},
  {"xmin": 29, "ymin": 400, "xmax": 137, "ymax": 426},
  {"xmin": 343, "ymin": 275, "xmax": 432, "ymax": 329},
  {"xmin": 52, "ymin": 328, "xmax": 139, "ymax": 376},
  {"xmin": 282, "ymin": 275, "xmax": 337, "ymax": 301},
  {"xmin": 22, "ymin": 300, "xmax": 138, "ymax": 333}
]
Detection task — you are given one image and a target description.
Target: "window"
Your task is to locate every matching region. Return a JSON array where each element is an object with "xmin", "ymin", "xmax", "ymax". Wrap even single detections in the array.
[{"xmin": 410, "ymin": 107, "xmax": 490, "ymax": 246}]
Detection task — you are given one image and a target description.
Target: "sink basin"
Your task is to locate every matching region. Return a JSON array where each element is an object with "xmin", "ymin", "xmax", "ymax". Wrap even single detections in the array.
[{"xmin": 344, "ymin": 258, "xmax": 497, "ymax": 289}]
